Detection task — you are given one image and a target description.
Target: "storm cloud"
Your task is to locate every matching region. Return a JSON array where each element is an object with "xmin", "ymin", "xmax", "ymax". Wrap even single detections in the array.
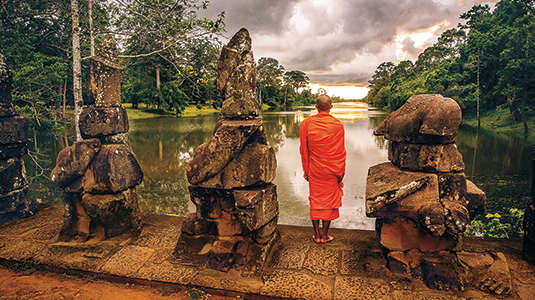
[{"xmin": 202, "ymin": 0, "xmax": 498, "ymax": 85}]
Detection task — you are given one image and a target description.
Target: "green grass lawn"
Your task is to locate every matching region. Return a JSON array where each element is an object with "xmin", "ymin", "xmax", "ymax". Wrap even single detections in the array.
[
  {"xmin": 462, "ymin": 107, "xmax": 535, "ymax": 145},
  {"xmin": 122, "ymin": 103, "xmax": 219, "ymax": 119}
]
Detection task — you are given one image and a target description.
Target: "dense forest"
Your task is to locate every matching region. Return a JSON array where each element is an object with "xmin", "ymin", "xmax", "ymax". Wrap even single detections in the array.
[
  {"xmin": 0, "ymin": 0, "xmax": 323, "ymax": 136},
  {"xmin": 364, "ymin": 0, "xmax": 535, "ymax": 133}
]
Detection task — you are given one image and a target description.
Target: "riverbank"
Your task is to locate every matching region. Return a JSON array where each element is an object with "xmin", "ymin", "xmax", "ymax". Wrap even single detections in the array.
[{"xmin": 461, "ymin": 107, "xmax": 535, "ymax": 145}]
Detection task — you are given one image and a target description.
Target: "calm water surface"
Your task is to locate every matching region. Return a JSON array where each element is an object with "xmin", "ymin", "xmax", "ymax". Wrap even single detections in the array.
[{"xmin": 26, "ymin": 102, "xmax": 533, "ymax": 230}]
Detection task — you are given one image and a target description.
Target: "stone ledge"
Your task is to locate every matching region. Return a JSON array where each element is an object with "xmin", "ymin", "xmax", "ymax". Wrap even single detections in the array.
[{"xmin": 0, "ymin": 204, "xmax": 533, "ymax": 300}]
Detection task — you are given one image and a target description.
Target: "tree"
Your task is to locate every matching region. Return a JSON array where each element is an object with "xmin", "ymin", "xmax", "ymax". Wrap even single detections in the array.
[
  {"xmin": 284, "ymin": 70, "xmax": 309, "ymax": 94},
  {"xmin": 257, "ymin": 57, "xmax": 285, "ymax": 104}
]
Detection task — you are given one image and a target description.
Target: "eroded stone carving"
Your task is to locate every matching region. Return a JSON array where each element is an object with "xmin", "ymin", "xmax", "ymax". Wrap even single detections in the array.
[
  {"xmin": 172, "ymin": 28, "xmax": 279, "ymax": 276},
  {"xmin": 51, "ymin": 34, "xmax": 143, "ymax": 242},
  {"xmin": 367, "ymin": 94, "xmax": 487, "ymax": 291},
  {"xmin": 0, "ymin": 53, "xmax": 39, "ymax": 223}
]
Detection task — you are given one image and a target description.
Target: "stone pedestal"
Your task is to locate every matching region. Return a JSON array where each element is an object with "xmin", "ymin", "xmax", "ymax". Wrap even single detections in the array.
[
  {"xmin": 0, "ymin": 53, "xmax": 38, "ymax": 223},
  {"xmin": 366, "ymin": 94, "xmax": 486, "ymax": 291},
  {"xmin": 51, "ymin": 35, "xmax": 142, "ymax": 241},
  {"xmin": 172, "ymin": 28, "xmax": 279, "ymax": 276}
]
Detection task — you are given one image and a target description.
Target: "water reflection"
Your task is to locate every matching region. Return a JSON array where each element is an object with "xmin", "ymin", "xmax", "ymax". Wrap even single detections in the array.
[{"xmin": 25, "ymin": 102, "xmax": 533, "ymax": 230}]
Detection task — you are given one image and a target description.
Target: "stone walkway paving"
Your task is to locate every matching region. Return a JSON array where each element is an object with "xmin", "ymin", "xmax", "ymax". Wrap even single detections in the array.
[{"xmin": 0, "ymin": 204, "xmax": 534, "ymax": 300}]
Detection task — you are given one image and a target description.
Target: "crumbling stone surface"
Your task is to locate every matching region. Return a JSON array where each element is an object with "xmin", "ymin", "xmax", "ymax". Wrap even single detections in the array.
[
  {"xmin": 51, "ymin": 139, "xmax": 101, "ymax": 189},
  {"xmin": 82, "ymin": 188, "xmax": 142, "ymax": 237},
  {"xmin": 217, "ymin": 28, "xmax": 259, "ymax": 119},
  {"xmin": 88, "ymin": 34, "xmax": 121, "ymax": 107},
  {"xmin": 82, "ymin": 144, "xmax": 143, "ymax": 194},
  {"xmin": 0, "ymin": 157, "xmax": 27, "ymax": 195},
  {"xmin": 0, "ymin": 117, "xmax": 28, "ymax": 145},
  {"xmin": 174, "ymin": 28, "xmax": 278, "ymax": 275},
  {"xmin": 374, "ymin": 94, "xmax": 462, "ymax": 144},
  {"xmin": 366, "ymin": 94, "xmax": 486, "ymax": 292},
  {"xmin": 79, "ymin": 106, "xmax": 129, "ymax": 139}
]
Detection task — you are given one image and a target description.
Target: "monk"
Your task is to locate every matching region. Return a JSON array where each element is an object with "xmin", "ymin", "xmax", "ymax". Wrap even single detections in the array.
[{"xmin": 299, "ymin": 94, "xmax": 346, "ymax": 243}]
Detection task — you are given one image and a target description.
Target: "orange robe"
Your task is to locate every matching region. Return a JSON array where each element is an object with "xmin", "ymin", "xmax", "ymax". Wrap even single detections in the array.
[{"xmin": 299, "ymin": 111, "xmax": 346, "ymax": 221}]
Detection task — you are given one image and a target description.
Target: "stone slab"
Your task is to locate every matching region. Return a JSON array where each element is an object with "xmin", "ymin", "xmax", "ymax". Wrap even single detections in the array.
[
  {"xmin": 260, "ymin": 270, "xmax": 332, "ymax": 300},
  {"xmin": 303, "ymin": 247, "xmax": 340, "ymax": 275},
  {"xmin": 334, "ymin": 276, "xmax": 391, "ymax": 300},
  {"xmin": 268, "ymin": 243, "xmax": 308, "ymax": 269},
  {"xmin": 389, "ymin": 142, "xmax": 465, "ymax": 173},
  {"xmin": 101, "ymin": 245, "xmax": 155, "ymax": 277}
]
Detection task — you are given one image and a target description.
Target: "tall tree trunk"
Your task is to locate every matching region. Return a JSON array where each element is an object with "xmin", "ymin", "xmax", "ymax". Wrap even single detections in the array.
[
  {"xmin": 89, "ymin": 0, "xmax": 94, "ymax": 56},
  {"xmin": 72, "ymin": 0, "xmax": 83, "ymax": 141},
  {"xmin": 476, "ymin": 56, "xmax": 480, "ymax": 129},
  {"xmin": 156, "ymin": 67, "xmax": 160, "ymax": 89}
]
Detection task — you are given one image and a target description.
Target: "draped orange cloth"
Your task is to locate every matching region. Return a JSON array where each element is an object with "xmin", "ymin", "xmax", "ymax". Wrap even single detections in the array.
[{"xmin": 299, "ymin": 111, "xmax": 346, "ymax": 221}]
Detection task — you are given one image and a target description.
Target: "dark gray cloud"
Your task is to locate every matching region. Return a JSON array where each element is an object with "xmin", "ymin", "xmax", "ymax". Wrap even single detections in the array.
[{"xmin": 202, "ymin": 0, "xmax": 499, "ymax": 85}]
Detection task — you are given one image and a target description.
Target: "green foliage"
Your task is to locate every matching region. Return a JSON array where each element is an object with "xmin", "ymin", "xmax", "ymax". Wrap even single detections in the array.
[
  {"xmin": 364, "ymin": 0, "xmax": 535, "ymax": 123},
  {"xmin": 186, "ymin": 285, "xmax": 207, "ymax": 300},
  {"xmin": 465, "ymin": 208, "xmax": 524, "ymax": 238},
  {"xmin": 11, "ymin": 260, "xmax": 36, "ymax": 276}
]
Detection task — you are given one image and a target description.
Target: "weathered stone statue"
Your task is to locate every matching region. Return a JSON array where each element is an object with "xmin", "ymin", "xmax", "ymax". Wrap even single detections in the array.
[
  {"xmin": 172, "ymin": 28, "xmax": 279, "ymax": 276},
  {"xmin": 0, "ymin": 53, "xmax": 39, "ymax": 223},
  {"xmin": 366, "ymin": 94, "xmax": 486, "ymax": 291},
  {"xmin": 51, "ymin": 34, "xmax": 143, "ymax": 242},
  {"xmin": 523, "ymin": 145, "xmax": 535, "ymax": 260}
]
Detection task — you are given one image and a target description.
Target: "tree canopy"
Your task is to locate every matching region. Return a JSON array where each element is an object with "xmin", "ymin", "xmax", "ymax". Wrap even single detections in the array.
[{"xmin": 364, "ymin": 0, "xmax": 534, "ymax": 133}]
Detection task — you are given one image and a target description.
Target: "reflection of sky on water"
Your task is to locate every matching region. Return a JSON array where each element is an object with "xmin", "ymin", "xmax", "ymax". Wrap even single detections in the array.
[{"xmin": 271, "ymin": 102, "xmax": 388, "ymax": 230}]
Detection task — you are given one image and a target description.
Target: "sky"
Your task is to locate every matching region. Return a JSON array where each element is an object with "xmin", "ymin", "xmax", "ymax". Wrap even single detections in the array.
[{"xmin": 201, "ymin": 0, "xmax": 498, "ymax": 99}]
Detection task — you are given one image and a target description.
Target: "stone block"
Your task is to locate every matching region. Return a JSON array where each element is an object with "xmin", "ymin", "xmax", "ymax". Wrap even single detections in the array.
[
  {"xmin": 217, "ymin": 210, "xmax": 244, "ymax": 236},
  {"xmin": 216, "ymin": 28, "xmax": 259, "ymax": 119},
  {"xmin": 188, "ymin": 186, "xmax": 225, "ymax": 220},
  {"xmin": 417, "ymin": 202, "xmax": 445, "ymax": 236},
  {"xmin": 198, "ymin": 143, "xmax": 277, "ymax": 189},
  {"xmin": 0, "ymin": 143, "xmax": 27, "ymax": 160},
  {"xmin": 465, "ymin": 180, "xmax": 486, "ymax": 215},
  {"xmin": 0, "ymin": 157, "xmax": 27, "ymax": 194},
  {"xmin": 181, "ymin": 213, "xmax": 218, "ymax": 236},
  {"xmin": 187, "ymin": 118, "xmax": 264, "ymax": 185},
  {"xmin": 366, "ymin": 162, "xmax": 439, "ymax": 218},
  {"xmin": 0, "ymin": 188, "xmax": 27, "ymax": 214},
  {"xmin": 376, "ymin": 217, "xmax": 457, "ymax": 252},
  {"xmin": 438, "ymin": 172, "xmax": 466, "ymax": 202},
  {"xmin": 79, "ymin": 106, "xmax": 129, "ymax": 139},
  {"xmin": 206, "ymin": 238, "xmax": 241, "ymax": 271},
  {"xmin": 388, "ymin": 142, "xmax": 465, "ymax": 173},
  {"xmin": 234, "ymin": 184, "xmax": 278, "ymax": 231},
  {"xmin": 0, "ymin": 116, "xmax": 28, "ymax": 145},
  {"xmin": 88, "ymin": 60, "xmax": 121, "ymax": 107},
  {"xmin": 252, "ymin": 218, "xmax": 278, "ymax": 244},
  {"xmin": 374, "ymin": 94, "xmax": 461, "ymax": 144},
  {"xmin": 81, "ymin": 188, "xmax": 142, "ymax": 237},
  {"xmin": 50, "ymin": 139, "xmax": 101, "ymax": 189},
  {"xmin": 82, "ymin": 144, "xmax": 143, "ymax": 194}
]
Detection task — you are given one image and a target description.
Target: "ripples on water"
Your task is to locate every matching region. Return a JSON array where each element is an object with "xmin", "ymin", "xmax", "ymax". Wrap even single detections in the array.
[{"xmin": 26, "ymin": 102, "xmax": 533, "ymax": 230}]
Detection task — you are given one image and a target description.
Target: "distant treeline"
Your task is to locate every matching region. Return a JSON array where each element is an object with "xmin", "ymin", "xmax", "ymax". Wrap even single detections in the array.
[{"xmin": 364, "ymin": 0, "xmax": 534, "ymax": 127}]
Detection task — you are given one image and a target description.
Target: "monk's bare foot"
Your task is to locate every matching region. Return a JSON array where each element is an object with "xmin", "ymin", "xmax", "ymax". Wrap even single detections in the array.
[
  {"xmin": 312, "ymin": 236, "xmax": 322, "ymax": 243},
  {"xmin": 322, "ymin": 236, "xmax": 334, "ymax": 243}
]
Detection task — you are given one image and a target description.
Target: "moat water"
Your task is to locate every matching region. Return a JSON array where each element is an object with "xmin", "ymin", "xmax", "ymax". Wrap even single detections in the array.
[{"xmin": 26, "ymin": 102, "xmax": 533, "ymax": 230}]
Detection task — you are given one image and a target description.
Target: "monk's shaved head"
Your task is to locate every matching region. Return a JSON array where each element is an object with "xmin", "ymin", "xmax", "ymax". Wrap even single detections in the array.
[{"xmin": 316, "ymin": 94, "xmax": 332, "ymax": 112}]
